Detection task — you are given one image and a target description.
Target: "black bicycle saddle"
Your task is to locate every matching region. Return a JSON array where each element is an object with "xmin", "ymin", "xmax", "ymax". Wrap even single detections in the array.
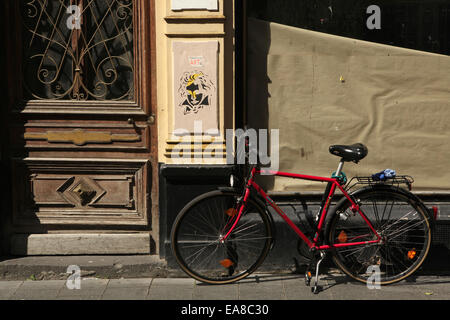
[{"xmin": 329, "ymin": 143, "xmax": 368, "ymax": 163}]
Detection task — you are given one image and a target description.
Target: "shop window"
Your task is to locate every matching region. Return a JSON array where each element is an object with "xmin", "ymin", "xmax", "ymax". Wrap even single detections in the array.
[{"xmin": 247, "ymin": 0, "xmax": 450, "ymax": 56}]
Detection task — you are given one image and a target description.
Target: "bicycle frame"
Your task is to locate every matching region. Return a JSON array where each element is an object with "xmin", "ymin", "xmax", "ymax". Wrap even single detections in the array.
[{"xmin": 222, "ymin": 166, "xmax": 382, "ymax": 251}]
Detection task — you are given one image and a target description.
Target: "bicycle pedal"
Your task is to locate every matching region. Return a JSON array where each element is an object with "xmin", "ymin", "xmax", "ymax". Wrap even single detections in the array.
[{"xmin": 305, "ymin": 271, "xmax": 312, "ymax": 286}]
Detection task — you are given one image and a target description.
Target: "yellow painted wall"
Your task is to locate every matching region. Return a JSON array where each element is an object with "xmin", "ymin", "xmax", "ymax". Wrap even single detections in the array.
[{"xmin": 156, "ymin": 0, "xmax": 235, "ymax": 165}]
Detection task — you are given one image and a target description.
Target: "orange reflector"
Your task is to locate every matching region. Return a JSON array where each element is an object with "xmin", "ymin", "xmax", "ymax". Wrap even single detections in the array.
[
  {"xmin": 220, "ymin": 259, "xmax": 234, "ymax": 268},
  {"xmin": 225, "ymin": 208, "xmax": 238, "ymax": 217},
  {"xmin": 338, "ymin": 230, "xmax": 348, "ymax": 243},
  {"xmin": 408, "ymin": 249, "xmax": 417, "ymax": 260},
  {"xmin": 307, "ymin": 271, "xmax": 312, "ymax": 277}
]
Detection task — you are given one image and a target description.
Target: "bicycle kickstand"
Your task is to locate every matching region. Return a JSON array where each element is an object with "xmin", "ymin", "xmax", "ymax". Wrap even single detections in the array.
[{"xmin": 311, "ymin": 252, "xmax": 326, "ymax": 294}]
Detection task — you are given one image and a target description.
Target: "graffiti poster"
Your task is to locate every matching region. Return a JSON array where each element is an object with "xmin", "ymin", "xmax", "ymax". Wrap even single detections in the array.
[{"xmin": 172, "ymin": 41, "xmax": 219, "ymax": 134}]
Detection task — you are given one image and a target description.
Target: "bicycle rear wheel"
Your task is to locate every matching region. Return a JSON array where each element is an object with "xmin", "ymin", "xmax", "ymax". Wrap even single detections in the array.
[
  {"xmin": 171, "ymin": 190, "xmax": 273, "ymax": 284},
  {"xmin": 327, "ymin": 186, "xmax": 432, "ymax": 284}
]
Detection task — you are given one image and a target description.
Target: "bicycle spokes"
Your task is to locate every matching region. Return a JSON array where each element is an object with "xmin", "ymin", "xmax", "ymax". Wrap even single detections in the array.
[
  {"xmin": 172, "ymin": 192, "xmax": 272, "ymax": 283},
  {"xmin": 329, "ymin": 190, "xmax": 431, "ymax": 284}
]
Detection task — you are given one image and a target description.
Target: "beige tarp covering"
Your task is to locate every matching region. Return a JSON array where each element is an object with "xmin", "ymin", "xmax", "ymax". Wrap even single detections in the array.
[{"xmin": 247, "ymin": 18, "xmax": 450, "ymax": 192}]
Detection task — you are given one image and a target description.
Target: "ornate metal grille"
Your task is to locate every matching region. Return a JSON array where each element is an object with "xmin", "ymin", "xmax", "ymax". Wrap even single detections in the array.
[{"xmin": 21, "ymin": 0, "xmax": 134, "ymax": 101}]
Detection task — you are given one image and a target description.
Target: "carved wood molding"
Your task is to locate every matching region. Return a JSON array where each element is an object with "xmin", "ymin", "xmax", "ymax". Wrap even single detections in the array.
[
  {"xmin": 24, "ymin": 129, "xmax": 141, "ymax": 146},
  {"xmin": 11, "ymin": 158, "xmax": 150, "ymax": 226}
]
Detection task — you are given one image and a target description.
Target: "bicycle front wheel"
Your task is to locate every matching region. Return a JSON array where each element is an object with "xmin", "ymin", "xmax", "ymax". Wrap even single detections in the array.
[
  {"xmin": 171, "ymin": 190, "xmax": 273, "ymax": 284},
  {"xmin": 327, "ymin": 186, "xmax": 432, "ymax": 285}
]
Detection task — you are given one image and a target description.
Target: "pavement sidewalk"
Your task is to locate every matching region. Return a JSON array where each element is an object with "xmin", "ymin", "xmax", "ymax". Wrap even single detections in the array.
[
  {"xmin": 0, "ymin": 246, "xmax": 449, "ymax": 302},
  {"xmin": 1, "ymin": 244, "xmax": 449, "ymax": 281},
  {"xmin": 0, "ymin": 273, "xmax": 449, "ymax": 300}
]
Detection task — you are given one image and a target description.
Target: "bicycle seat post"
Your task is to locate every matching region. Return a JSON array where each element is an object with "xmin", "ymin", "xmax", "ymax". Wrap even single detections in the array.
[{"xmin": 335, "ymin": 159, "xmax": 345, "ymax": 177}]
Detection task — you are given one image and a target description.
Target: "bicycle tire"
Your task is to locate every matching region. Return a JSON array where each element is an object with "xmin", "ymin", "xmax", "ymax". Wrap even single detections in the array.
[
  {"xmin": 171, "ymin": 190, "xmax": 273, "ymax": 284},
  {"xmin": 326, "ymin": 185, "xmax": 432, "ymax": 285}
]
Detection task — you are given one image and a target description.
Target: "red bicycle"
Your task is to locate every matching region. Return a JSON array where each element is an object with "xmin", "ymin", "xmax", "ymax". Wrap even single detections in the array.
[{"xmin": 171, "ymin": 143, "xmax": 433, "ymax": 293}]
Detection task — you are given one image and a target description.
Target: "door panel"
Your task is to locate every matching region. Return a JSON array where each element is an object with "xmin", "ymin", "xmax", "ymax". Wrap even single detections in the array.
[{"xmin": 11, "ymin": 158, "xmax": 150, "ymax": 226}]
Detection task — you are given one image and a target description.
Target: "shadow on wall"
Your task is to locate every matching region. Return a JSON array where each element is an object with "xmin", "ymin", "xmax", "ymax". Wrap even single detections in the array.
[{"xmin": 246, "ymin": 18, "xmax": 275, "ymax": 191}]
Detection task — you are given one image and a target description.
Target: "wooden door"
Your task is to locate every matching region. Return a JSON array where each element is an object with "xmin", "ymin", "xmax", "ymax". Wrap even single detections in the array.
[{"xmin": 3, "ymin": 0, "xmax": 158, "ymax": 255}]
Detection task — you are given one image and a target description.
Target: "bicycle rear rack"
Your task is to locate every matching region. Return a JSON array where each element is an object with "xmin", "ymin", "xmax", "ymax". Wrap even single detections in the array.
[{"xmin": 345, "ymin": 175, "xmax": 414, "ymax": 192}]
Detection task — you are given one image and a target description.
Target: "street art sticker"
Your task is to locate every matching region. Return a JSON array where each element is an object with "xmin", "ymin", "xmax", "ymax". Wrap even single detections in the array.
[
  {"xmin": 178, "ymin": 71, "xmax": 215, "ymax": 115},
  {"xmin": 173, "ymin": 41, "xmax": 219, "ymax": 134}
]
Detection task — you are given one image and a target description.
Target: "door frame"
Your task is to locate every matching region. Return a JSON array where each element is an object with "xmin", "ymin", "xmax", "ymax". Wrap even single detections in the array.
[{"xmin": 2, "ymin": 0, "xmax": 159, "ymax": 254}]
